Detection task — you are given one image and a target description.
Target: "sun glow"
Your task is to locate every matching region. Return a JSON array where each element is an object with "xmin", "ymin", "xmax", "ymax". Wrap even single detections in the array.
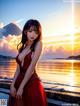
[
  {"xmin": 69, "ymin": 60, "xmax": 75, "ymax": 86},
  {"xmin": 6, "ymin": 35, "xmax": 21, "ymax": 49}
]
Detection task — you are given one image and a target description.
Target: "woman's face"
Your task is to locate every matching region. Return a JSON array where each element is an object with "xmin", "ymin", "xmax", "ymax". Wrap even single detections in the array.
[{"xmin": 25, "ymin": 26, "xmax": 39, "ymax": 41}]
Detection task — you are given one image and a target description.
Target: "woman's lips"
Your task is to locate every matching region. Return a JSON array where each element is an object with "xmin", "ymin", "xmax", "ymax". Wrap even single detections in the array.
[{"xmin": 31, "ymin": 37, "xmax": 34, "ymax": 39}]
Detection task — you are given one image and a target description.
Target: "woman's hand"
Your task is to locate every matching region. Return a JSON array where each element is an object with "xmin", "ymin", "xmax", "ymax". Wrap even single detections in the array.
[
  {"xmin": 16, "ymin": 86, "xmax": 23, "ymax": 99},
  {"xmin": 10, "ymin": 84, "xmax": 16, "ymax": 97}
]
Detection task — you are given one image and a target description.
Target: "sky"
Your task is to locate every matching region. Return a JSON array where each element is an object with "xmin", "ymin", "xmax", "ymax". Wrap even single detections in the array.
[
  {"xmin": 0, "ymin": 0, "xmax": 76, "ymax": 36},
  {"xmin": 0, "ymin": 0, "xmax": 80, "ymax": 59}
]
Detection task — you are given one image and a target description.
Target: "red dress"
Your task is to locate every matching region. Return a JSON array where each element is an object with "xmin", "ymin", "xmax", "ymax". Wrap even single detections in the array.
[{"xmin": 8, "ymin": 51, "xmax": 48, "ymax": 106}]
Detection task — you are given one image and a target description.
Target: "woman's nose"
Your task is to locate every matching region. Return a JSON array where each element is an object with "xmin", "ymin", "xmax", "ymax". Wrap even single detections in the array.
[{"xmin": 31, "ymin": 31, "xmax": 35, "ymax": 36}]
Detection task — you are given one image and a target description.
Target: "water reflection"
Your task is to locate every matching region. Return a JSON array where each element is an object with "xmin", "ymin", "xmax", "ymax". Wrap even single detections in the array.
[
  {"xmin": 37, "ymin": 60, "xmax": 80, "ymax": 87},
  {"xmin": 0, "ymin": 59, "xmax": 16, "ymax": 78},
  {"xmin": 0, "ymin": 59, "xmax": 80, "ymax": 88}
]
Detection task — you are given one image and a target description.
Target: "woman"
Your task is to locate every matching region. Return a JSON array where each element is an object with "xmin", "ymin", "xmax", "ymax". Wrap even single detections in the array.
[{"xmin": 8, "ymin": 19, "xmax": 48, "ymax": 106}]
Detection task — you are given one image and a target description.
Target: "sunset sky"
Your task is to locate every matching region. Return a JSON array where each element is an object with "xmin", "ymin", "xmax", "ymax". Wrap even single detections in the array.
[{"xmin": 0, "ymin": 0, "xmax": 80, "ymax": 59}]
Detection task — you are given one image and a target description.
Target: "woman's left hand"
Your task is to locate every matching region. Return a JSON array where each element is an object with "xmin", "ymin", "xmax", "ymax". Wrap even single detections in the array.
[{"xmin": 16, "ymin": 87, "xmax": 23, "ymax": 99}]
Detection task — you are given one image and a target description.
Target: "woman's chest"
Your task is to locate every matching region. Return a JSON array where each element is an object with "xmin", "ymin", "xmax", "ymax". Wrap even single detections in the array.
[{"xmin": 17, "ymin": 50, "xmax": 34, "ymax": 67}]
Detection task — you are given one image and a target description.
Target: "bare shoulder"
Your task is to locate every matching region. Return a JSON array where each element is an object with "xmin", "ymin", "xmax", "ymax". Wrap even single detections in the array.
[
  {"xmin": 33, "ymin": 40, "xmax": 42, "ymax": 57},
  {"xmin": 31, "ymin": 41, "xmax": 42, "ymax": 59},
  {"xmin": 37, "ymin": 40, "xmax": 42, "ymax": 45},
  {"xmin": 35, "ymin": 40, "xmax": 42, "ymax": 50}
]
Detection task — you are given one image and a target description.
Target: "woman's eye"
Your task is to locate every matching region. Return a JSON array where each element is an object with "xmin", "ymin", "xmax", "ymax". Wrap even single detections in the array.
[
  {"xmin": 35, "ymin": 31, "xmax": 38, "ymax": 34},
  {"xmin": 28, "ymin": 30, "xmax": 32, "ymax": 32}
]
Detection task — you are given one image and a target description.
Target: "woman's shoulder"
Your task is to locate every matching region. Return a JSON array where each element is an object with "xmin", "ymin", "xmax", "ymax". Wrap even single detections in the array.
[
  {"xmin": 34, "ymin": 41, "xmax": 42, "ymax": 52},
  {"xmin": 36, "ymin": 40, "xmax": 42, "ymax": 46}
]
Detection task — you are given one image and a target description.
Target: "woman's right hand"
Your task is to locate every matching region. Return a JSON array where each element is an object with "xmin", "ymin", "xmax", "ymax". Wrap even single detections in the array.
[{"xmin": 10, "ymin": 84, "xmax": 16, "ymax": 97}]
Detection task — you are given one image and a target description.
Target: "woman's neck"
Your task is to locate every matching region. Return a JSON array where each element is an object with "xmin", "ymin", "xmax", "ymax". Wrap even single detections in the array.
[{"xmin": 26, "ymin": 40, "xmax": 33, "ymax": 46}]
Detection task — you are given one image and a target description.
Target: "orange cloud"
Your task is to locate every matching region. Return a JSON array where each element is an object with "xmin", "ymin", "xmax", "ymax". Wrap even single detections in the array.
[
  {"xmin": 0, "ymin": 32, "xmax": 80, "ymax": 59},
  {"xmin": 0, "ymin": 34, "xmax": 21, "ymax": 57}
]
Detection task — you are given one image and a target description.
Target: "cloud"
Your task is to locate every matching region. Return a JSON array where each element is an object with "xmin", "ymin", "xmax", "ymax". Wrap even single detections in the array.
[
  {"xmin": 14, "ymin": 19, "xmax": 24, "ymax": 24},
  {"xmin": 11, "ymin": 19, "xmax": 24, "ymax": 29},
  {"xmin": 0, "ymin": 32, "xmax": 80, "ymax": 59},
  {"xmin": 52, "ymin": 47, "xmax": 71, "ymax": 58},
  {"xmin": 0, "ymin": 34, "xmax": 21, "ymax": 57},
  {"xmin": 41, "ymin": 46, "xmax": 73, "ymax": 60},
  {"xmin": 0, "ymin": 22, "xmax": 4, "ymax": 28},
  {"xmin": 0, "ymin": 40, "xmax": 15, "ymax": 56}
]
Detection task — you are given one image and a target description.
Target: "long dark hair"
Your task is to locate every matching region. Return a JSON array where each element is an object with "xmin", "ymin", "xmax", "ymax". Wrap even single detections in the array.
[{"xmin": 17, "ymin": 19, "xmax": 42, "ymax": 53}]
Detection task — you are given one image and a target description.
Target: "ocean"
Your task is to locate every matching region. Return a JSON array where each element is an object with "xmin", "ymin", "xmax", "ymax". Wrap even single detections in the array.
[{"xmin": 0, "ymin": 58, "xmax": 80, "ymax": 93}]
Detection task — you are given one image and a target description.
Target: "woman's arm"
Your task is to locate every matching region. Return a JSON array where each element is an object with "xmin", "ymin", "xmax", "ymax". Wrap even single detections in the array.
[
  {"xmin": 10, "ymin": 63, "xmax": 20, "ymax": 97},
  {"xmin": 11, "ymin": 63, "xmax": 20, "ymax": 86},
  {"xmin": 20, "ymin": 41, "xmax": 42, "ymax": 89}
]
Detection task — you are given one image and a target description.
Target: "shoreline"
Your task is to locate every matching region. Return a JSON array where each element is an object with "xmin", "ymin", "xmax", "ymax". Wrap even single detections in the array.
[{"xmin": 0, "ymin": 77, "xmax": 80, "ymax": 94}]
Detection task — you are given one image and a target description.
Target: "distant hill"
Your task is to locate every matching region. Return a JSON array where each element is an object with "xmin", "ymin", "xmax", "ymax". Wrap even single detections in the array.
[
  {"xmin": 52, "ymin": 55, "xmax": 80, "ymax": 60},
  {"xmin": 0, "ymin": 54, "xmax": 15, "ymax": 59},
  {"xmin": 67, "ymin": 55, "xmax": 80, "ymax": 60},
  {"xmin": 0, "ymin": 23, "xmax": 21, "ymax": 38}
]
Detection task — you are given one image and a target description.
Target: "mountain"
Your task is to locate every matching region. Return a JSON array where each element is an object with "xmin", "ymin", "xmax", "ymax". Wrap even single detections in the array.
[{"xmin": 0, "ymin": 23, "xmax": 21, "ymax": 38}]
